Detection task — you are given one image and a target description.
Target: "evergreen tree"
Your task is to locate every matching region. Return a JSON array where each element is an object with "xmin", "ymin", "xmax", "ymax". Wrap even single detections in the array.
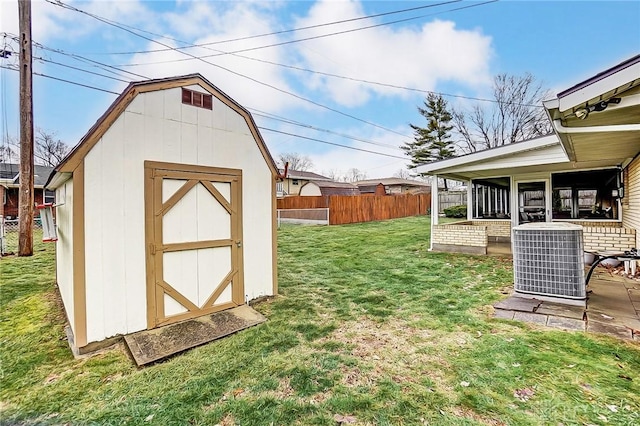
[{"xmin": 402, "ymin": 93, "xmax": 455, "ymax": 187}]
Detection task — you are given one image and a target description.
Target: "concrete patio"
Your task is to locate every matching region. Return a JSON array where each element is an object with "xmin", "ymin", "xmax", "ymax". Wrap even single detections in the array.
[{"xmin": 494, "ymin": 268, "xmax": 640, "ymax": 341}]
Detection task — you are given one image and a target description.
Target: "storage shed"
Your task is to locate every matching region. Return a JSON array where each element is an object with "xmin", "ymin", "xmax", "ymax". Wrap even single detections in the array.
[{"xmin": 46, "ymin": 74, "xmax": 278, "ymax": 353}]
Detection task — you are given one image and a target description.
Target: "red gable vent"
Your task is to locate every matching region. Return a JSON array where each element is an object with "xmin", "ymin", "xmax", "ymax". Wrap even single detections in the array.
[{"xmin": 182, "ymin": 88, "xmax": 213, "ymax": 110}]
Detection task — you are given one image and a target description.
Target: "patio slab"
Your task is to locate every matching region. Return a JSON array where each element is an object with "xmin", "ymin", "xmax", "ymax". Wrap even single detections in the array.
[
  {"xmin": 513, "ymin": 311, "xmax": 548, "ymax": 325},
  {"xmin": 546, "ymin": 316, "xmax": 586, "ymax": 331},
  {"xmin": 586, "ymin": 321, "xmax": 633, "ymax": 340},
  {"xmin": 493, "ymin": 309, "xmax": 515, "ymax": 320},
  {"xmin": 494, "ymin": 297, "xmax": 541, "ymax": 312},
  {"xmin": 536, "ymin": 303, "xmax": 585, "ymax": 320},
  {"xmin": 493, "ymin": 269, "xmax": 640, "ymax": 341}
]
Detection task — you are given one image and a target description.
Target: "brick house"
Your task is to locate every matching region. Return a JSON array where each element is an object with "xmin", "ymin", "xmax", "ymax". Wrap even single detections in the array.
[{"xmin": 1, "ymin": 163, "xmax": 55, "ymax": 219}]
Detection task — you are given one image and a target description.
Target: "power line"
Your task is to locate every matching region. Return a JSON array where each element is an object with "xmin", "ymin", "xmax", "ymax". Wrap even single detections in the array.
[
  {"xmin": 46, "ymin": 0, "xmax": 414, "ymax": 140},
  {"xmin": 33, "ymin": 55, "xmax": 131, "ymax": 83},
  {"xmin": 117, "ymin": 1, "xmax": 497, "ymax": 67},
  {"xmin": 0, "ymin": 65, "xmax": 121, "ymax": 94},
  {"xmin": 259, "ymin": 127, "xmax": 407, "ymax": 160},
  {"xmin": 84, "ymin": 0, "xmax": 461, "ymax": 56},
  {"xmin": 249, "ymin": 109, "xmax": 402, "ymax": 150},
  {"xmin": 0, "ymin": 65, "xmax": 407, "ymax": 161},
  {"xmin": 59, "ymin": 2, "xmax": 535, "ymax": 108}
]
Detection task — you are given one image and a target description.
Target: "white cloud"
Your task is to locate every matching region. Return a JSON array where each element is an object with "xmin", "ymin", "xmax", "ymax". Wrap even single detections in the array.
[{"xmin": 292, "ymin": 0, "xmax": 493, "ymax": 107}]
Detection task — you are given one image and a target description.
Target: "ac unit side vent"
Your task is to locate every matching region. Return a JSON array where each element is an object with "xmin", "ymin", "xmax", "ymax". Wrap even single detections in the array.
[{"xmin": 513, "ymin": 224, "xmax": 585, "ymax": 300}]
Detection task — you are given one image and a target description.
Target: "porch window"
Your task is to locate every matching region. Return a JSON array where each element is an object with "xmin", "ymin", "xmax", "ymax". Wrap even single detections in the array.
[
  {"xmin": 551, "ymin": 169, "xmax": 620, "ymax": 220},
  {"xmin": 471, "ymin": 177, "xmax": 511, "ymax": 219}
]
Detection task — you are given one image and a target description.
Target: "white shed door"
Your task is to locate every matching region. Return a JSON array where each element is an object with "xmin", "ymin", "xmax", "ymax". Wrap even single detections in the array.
[{"xmin": 144, "ymin": 161, "xmax": 244, "ymax": 328}]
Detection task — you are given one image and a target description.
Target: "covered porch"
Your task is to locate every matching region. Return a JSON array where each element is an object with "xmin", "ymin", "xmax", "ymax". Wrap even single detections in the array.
[
  {"xmin": 422, "ymin": 135, "xmax": 635, "ymax": 255},
  {"xmin": 419, "ymin": 55, "xmax": 640, "ymax": 257}
]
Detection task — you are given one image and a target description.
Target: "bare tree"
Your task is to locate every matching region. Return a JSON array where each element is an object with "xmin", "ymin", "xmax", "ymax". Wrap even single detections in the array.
[
  {"xmin": 393, "ymin": 168, "xmax": 412, "ymax": 179},
  {"xmin": 322, "ymin": 169, "xmax": 341, "ymax": 181},
  {"xmin": 34, "ymin": 129, "xmax": 69, "ymax": 167},
  {"xmin": 276, "ymin": 152, "xmax": 314, "ymax": 172},
  {"xmin": 454, "ymin": 73, "xmax": 552, "ymax": 153},
  {"xmin": 343, "ymin": 168, "xmax": 367, "ymax": 183},
  {"xmin": 0, "ymin": 144, "xmax": 17, "ymax": 163},
  {"xmin": 4, "ymin": 129, "xmax": 70, "ymax": 166}
]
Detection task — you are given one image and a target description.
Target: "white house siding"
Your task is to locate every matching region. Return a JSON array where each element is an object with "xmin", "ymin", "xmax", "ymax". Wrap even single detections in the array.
[
  {"xmin": 623, "ymin": 155, "xmax": 640, "ymax": 248},
  {"xmin": 55, "ymin": 180, "xmax": 74, "ymax": 333},
  {"xmin": 451, "ymin": 144, "xmax": 568, "ymax": 174},
  {"xmin": 82, "ymin": 85, "xmax": 273, "ymax": 344}
]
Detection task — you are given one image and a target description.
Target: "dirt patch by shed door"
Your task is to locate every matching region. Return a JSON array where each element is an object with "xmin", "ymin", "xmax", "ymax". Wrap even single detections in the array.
[{"xmin": 144, "ymin": 161, "xmax": 244, "ymax": 328}]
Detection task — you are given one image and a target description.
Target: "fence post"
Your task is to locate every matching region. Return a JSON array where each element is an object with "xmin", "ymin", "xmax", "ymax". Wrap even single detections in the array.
[{"xmin": 0, "ymin": 215, "xmax": 5, "ymax": 256}]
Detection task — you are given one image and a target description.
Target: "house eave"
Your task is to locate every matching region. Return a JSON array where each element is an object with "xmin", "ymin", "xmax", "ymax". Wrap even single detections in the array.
[{"xmin": 415, "ymin": 134, "xmax": 560, "ymax": 176}]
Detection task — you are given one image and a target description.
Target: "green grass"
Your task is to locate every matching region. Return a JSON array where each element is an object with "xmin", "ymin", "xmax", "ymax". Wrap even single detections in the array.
[{"xmin": 1, "ymin": 216, "xmax": 639, "ymax": 425}]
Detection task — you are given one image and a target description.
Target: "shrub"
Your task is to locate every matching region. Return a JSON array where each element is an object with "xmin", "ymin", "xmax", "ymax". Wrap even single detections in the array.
[{"xmin": 443, "ymin": 205, "xmax": 467, "ymax": 218}]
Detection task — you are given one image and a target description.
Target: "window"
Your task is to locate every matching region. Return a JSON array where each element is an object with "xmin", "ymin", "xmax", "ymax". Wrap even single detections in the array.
[
  {"xmin": 471, "ymin": 177, "xmax": 511, "ymax": 219},
  {"xmin": 44, "ymin": 190, "xmax": 55, "ymax": 205},
  {"xmin": 181, "ymin": 88, "xmax": 213, "ymax": 110},
  {"xmin": 292, "ymin": 179, "xmax": 299, "ymax": 186},
  {"xmin": 551, "ymin": 169, "xmax": 620, "ymax": 220}
]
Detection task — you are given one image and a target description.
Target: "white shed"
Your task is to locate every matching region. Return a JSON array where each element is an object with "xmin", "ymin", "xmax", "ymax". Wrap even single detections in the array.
[{"xmin": 46, "ymin": 74, "xmax": 278, "ymax": 353}]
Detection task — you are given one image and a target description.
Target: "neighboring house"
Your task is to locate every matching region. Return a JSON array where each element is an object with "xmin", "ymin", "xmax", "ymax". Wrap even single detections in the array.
[
  {"xmin": 277, "ymin": 169, "xmax": 333, "ymax": 197},
  {"xmin": 417, "ymin": 54, "xmax": 640, "ymax": 255},
  {"xmin": 45, "ymin": 74, "xmax": 278, "ymax": 353},
  {"xmin": 0, "ymin": 163, "xmax": 55, "ymax": 218},
  {"xmin": 355, "ymin": 178, "xmax": 431, "ymax": 195},
  {"xmin": 299, "ymin": 180, "xmax": 360, "ymax": 196}
]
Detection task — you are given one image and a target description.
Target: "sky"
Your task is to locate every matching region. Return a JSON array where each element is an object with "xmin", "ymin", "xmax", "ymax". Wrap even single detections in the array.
[{"xmin": 1, "ymin": 0, "xmax": 639, "ymax": 179}]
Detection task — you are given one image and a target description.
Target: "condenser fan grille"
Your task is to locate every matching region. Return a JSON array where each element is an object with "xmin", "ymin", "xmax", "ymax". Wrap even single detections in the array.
[{"xmin": 512, "ymin": 223, "xmax": 585, "ymax": 300}]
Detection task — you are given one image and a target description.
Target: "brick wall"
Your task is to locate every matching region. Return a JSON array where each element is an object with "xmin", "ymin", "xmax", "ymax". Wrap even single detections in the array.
[
  {"xmin": 432, "ymin": 221, "xmax": 487, "ymax": 254},
  {"xmin": 582, "ymin": 226, "xmax": 636, "ymax": 252},
  {"xmin": 568, "ymin": 220, "xmax": 622, "ymax": 228},
  {"xmin": 471, "ymin": 220, "xmax": 511, "ymax": 238}
]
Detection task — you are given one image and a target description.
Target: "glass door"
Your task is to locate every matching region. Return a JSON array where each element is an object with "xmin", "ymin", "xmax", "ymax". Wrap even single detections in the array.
[{"xmin": 517, "ymin": 181, "xmax": 549, "ymax": 224}]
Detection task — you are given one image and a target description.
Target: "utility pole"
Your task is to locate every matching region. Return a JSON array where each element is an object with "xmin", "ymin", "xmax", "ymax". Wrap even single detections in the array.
[{"xmin": 18, "ymin": 0, "xmax": 34, "ymax": 256}]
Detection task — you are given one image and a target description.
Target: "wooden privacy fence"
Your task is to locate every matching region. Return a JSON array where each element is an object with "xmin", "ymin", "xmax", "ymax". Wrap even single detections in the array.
[
  {"xmin": 277, "ymin": 193, "xmax": 431, "ymax": 225},
  {"xmin": 438, "ymin": 191, "xmax": 466, "ymax": 213}
]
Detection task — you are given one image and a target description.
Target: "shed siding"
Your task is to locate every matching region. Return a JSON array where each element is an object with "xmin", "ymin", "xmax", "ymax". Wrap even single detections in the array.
[
  {"xmin": 82, "ymin": 86, "xmax": 273, "ymax": 343},
  {"xmin": 55, "ymin": 180, "xmax": 75, "ymax": 333},
  {"xmin": 623, "ymin": 155, "xmax": 640, "ymax": 247},
  {"xmin": 299, "ymin": 182, "xmax": 321, "ymax": 196}
]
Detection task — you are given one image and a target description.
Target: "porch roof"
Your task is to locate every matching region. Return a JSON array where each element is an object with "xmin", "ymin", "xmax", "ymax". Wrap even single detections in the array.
[
  {"xmin": 543, "ymin": 54, "xmax": 640, "ymax": 166},
  {"xmin": 415, "ymin": 134, "xmax": 620, "ymax": 181},
  {"xmin": 417, "ymin": 54, "xmax": 640, "ymax": 182}
]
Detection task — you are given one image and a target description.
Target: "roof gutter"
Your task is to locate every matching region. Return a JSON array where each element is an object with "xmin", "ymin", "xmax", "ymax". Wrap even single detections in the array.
[
  {"xmin": 45, "ymin": 171, "xmax": 72, "ymax": 190},
  {"xmin": 553, "ymin": 120, "xmax": 640, "ymax": 134}
]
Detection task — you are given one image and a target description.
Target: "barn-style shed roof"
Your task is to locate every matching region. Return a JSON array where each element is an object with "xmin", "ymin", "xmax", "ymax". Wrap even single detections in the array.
[{"xmin": 47, "ymin": 74, "xmax": 278, "ymax": 188}]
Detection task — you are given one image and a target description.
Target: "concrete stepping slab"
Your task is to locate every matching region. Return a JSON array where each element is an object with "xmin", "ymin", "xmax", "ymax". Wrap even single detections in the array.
[
  {"xmin": 586, "ymin": 321, "xmax": 632, "ymax": 340},
  {"xmin": 546, "ymin": 316, "xmax": 585, "ymax": 331},
  {"xmin": 493, "ymin": 309, "xmax": 515, "ymax": 320},
  {"xmin": 494, "ymin": 297, "xmax": 541, "ymax": 312},
  {"xmin": 124, "ymin": 305, "xmax": 266, "ymax": 366},
  {"xmin": 536, "ymin": 303, "xmax": 584, "ymax": 320},
  {"xmin": 513, "ymin": 311, "xmax": 548, "ymax": 325}
]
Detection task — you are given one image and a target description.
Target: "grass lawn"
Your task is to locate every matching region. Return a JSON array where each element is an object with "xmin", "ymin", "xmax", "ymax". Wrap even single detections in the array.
[{"xmin": 1, "ymin": 216, "xmax": 639, "ymax": 425}]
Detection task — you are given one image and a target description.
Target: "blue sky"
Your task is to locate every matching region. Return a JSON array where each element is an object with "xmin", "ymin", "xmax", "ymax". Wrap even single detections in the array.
[{"xmin": 1, "ymin": 0, "xmax": 639, "ymax": 179}]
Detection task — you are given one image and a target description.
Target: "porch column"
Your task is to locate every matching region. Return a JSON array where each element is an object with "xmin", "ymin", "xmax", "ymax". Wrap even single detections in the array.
[
  {"xmin": 467, "ymin": 181, "xmax": 473, "ymax": 220},
  {"xmin": 430, "ymin": 175, "xmax": 439, "ymax": 252}
]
